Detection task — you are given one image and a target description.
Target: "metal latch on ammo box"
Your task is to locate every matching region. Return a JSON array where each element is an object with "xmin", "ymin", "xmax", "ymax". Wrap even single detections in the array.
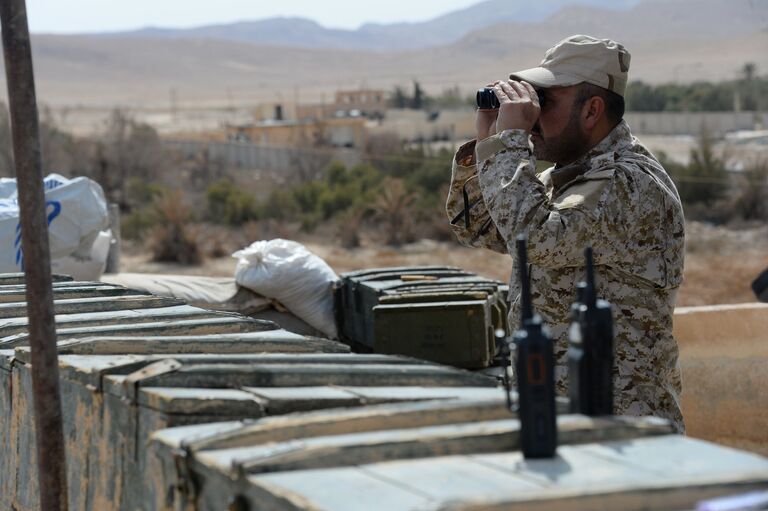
[{"xmin": 122, "ymin": 358, "xmax": 183, "ymax": 402}]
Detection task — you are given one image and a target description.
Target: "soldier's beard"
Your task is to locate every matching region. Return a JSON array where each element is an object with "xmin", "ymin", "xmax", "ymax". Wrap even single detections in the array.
[{"xmin": 532, "ymin": 108, "xmax": 590, "ymax": 165}]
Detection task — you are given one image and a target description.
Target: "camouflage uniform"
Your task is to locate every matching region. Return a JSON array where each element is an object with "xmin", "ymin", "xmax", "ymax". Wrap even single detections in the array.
[{"xmin": 446, "ymin": 120, "xmax": 685, "ymax": 432}]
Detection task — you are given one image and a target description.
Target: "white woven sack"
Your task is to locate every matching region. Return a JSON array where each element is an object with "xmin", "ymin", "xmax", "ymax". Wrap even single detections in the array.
[
  {"xmin": 0, "ymin": 173, "xmax": 111, "ymax": 280},
  {"xmin": 233, "ymin": 239, "xmax": 339, "ymax": 339}
]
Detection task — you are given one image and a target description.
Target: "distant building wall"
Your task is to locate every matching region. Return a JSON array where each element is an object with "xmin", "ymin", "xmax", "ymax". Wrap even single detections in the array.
[
  {"xmin": 371, "ymin": 109, "xmax": 768, "ymax": 142},
  {"xmin": 163, "ymin": 139, "xmax": 362, "ymax": 173},
  {"xmin": 625, "ymin": 111, "xmax": 767, "ymax": 136},
  {"xmin": 225, "ymin": 117, "xmax": 366, "ymax": 149},
  {"xmin": 369, "ymin": 108, "xmax": 476, "ymax": 142},
  {"xmin": 333, "ymin": 89, "xmax": 387, "ymax": 117}
]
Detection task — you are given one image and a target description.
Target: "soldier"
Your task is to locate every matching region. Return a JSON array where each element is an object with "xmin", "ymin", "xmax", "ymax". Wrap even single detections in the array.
[{"xmin": 446, "ymin": 35, "xmax": 685, "ymax": 432}]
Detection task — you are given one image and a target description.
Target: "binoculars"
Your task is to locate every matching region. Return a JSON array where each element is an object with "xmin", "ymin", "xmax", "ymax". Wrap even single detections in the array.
[{"xmin": 476, "ymin": 86, "xmax": 547, "ymax": 110}]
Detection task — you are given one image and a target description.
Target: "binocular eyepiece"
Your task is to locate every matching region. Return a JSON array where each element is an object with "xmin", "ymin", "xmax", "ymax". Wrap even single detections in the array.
[
  {"xmin": 476, "ymin": 86, "xmax": 547, "ymax": 110},
  {"xmin": 476, "ymin": 88, "xmax": 500, "ymax": 110}
]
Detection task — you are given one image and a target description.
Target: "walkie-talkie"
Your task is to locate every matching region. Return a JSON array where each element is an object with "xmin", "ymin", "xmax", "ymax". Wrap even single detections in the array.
[
  {"xmin": 514, "ymin": 235, "xmax": 557, "ymax": 458},
  {"xmin": 568, "ymin": 247, "xmax": 614, "ymax": 416}
]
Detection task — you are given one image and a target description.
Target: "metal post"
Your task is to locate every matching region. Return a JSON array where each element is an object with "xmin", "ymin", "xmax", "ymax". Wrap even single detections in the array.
[
  {"xmin": 0, "ymin": 0, "xmax": 68, "ymax": 509},
  {"xmin": 105, "ymin": 203, "xmax": 121, "ymax": 274}
]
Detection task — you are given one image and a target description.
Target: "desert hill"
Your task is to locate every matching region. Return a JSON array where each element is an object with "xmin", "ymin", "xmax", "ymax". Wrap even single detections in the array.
[
  {"xmin": 6, "ymin": 0, "xmax": 767, "ymax": 108},
  {"xmin": 106, "ymin": 0, "xmax": 641, "ymax": 51}
]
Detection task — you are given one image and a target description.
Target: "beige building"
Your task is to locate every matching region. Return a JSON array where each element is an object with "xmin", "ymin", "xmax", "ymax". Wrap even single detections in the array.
[
  {"xmin": 226, "ymin": 117, "xmax": 367, "ymax": 149},
  {"xmin": 333, "ymin": 89, "xmax": 387, "ymax": 117},
  {"xmin": 292, "ymin": 89, "xmax": 388, "ymax": 120}
]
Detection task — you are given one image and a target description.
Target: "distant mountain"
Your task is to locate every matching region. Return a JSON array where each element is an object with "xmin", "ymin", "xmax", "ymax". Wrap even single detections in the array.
[
  {"xmin": 104, "ymin": 0, "xmax": 641, "ymax": 51},
  {"xmin": 14, "ymin": 0, "xmax": 768, "ymax": 108},
  {"xmin": 460, "ymin": 0, "xmax": 768, "ymax": 57}
]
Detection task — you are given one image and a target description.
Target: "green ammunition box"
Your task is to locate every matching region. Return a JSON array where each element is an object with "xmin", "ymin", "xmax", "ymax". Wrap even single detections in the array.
[
  {"xmin": 336, "ymin": 266, "xmax": 475, "ymax": 346},
  {"xmin": 374, "ymin": 299, "xmax": 496, "ymax": 368},
  {"xmin": 335, "ymin": 267, "xmax": 509, "ymax": 368}
]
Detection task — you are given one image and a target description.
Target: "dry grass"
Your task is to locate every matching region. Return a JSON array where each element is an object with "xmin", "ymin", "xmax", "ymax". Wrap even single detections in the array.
[
  {"xmin": 677, "ymin": 222, "xmax": 768, "ymax": 306},
  {"xmin": 678, "ymin": 251, "xmax": 766, "ymax": 306}
]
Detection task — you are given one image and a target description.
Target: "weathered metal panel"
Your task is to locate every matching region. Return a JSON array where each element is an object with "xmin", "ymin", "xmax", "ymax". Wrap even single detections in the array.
[
  {"xmin": 146, "ymin": 399, "xmax": 557, "ymax": 510},
  {"xmin": 112, "ymin": 363, "xmax": 497, "ymax": 390},
  {"xmin": 0, "ymin": 294, "xmax": 184, "ymax": 319},
  {"xmin": 0, "ymin": 315, "xmax": 280, "ymax": 347},
  {"xmin": 237, "ymin": 386, "xmax": 504, "ymax": 414},
  {"xmin": 10, "ymin": 349, "xmax": 496, "ymax": 511},
  {"xmin": 150, "ymin": 416, "xmax": 670, "ymax": 510},
  {"xmin": 198, "ymin": 415, "xmax": 671, "ymax": 477},
  {"xmin": 0, "ymin": 272, "xmax": 73, "ymax": 285},
  {"xmin": 0, "ymin": 304, "xmax": 232, "ymax": 337},
  {"xmin": 0, "ymin": 350, "xmax": 14, "ymax": 509},
  {"xmin": 149, "ymin": 416, "xmax": 768, "ymax": 511},
  {"xmin": 0, "ymin": 277, "xmax": 342, "ymax": 510},
  {"xmin": 10, "ymin": 356, "xmax": 35, "ymax": 510},
  {"xmin": 11, "ymin": 355, "xmax": 113, "ymax": 511},
  {"xmin": 0, "ymin": 283, "xmax": 143, "ymax": 303},
  {"xmin": 49, "ymin": 331, "xmax": 350, "ymax": 356},
  {"xmin": 5, "ymin": 273, "xmax": 765, "ymax": 511}
]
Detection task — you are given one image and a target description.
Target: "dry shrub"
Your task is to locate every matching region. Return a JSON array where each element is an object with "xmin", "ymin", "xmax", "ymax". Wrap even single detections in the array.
[
  {"xmin": 733, "ymin": 158, "xmax": 768, "ymax": 221},
  {"xmin": 199, "ymin": 226, "xmax": 229, "ymax": 259},
  {"xmin": 373, "ymin": 177, "xmax": 417, "ymax": 246},
  {"xmin": 336, "ymin": 208, "xmax": 365, "ymax": 248},
  {"xmin": 240, "ymin": 220, "xmax": 300, "ymax": 246},
  {"xmin": 410, "ymin": 184, "xmax": 455, "ymax": 242},
  {"xmin": 149, "ymin": 190, "xmax": 201, "ymax": 265}
]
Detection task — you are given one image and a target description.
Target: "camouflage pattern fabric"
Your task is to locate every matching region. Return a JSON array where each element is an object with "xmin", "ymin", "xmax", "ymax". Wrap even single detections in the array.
[{"xmin": 446, "ymin": 121, "xmax": 686, "ymax": 432}]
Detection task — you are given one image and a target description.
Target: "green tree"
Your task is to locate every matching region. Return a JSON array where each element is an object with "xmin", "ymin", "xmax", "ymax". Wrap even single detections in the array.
[
  {"xmin": 412, "ymin": 80, "xmax": 425, "ymax": 110},
  {"xmin": 742, "ymin": 62, "xmax": 756, "ymax": 82},
  {"xmin": 390, "ymin": 86, "xmax": 409, "ymax": 109},
  {"xmin": 665, "ymin": 129, "xmax": 728, "ymax": 206},
  {"xmin": 206, "ymin": 179, "xmax": 259, "ymax": 226},
  {"xmin": 625, "ymin": 81, "xmax": 667, "ymax": 111}
]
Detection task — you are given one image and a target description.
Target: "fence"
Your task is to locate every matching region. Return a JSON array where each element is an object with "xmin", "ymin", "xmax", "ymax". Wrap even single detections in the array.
[
  {"xmin": 163, "ymin": 139, "xmax": 363, "ymax": 173},
  {"xmin": 626, "ymin": 111, "xmax": 768, "ymax": 136},
  {"xmin": 371, "ymin": 109, "xmax": 768, "ymax": 142}
]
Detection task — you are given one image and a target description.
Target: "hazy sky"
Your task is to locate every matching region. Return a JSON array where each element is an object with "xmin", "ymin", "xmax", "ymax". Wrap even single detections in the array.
[{"xmin": 28, "ymin": 0, "xmax": 483, "ymax": 33}]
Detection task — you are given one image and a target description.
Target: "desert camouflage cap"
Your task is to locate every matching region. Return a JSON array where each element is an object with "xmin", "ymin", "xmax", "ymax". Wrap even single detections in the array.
[{"xmin": 510, "ymin": 34, "xmax": 631, "ymax": 96}]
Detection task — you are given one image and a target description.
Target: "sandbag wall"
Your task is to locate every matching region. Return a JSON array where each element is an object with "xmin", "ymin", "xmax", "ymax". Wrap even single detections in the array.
[{"xmin": 0, "ymin": 274, "xmax": 502, "ymax": 511}]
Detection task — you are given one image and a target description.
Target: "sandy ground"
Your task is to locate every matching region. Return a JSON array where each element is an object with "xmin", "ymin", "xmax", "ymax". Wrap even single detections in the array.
[{"xmin": 119, "ymin": 221, "xmax": 768, "ymax": 307}]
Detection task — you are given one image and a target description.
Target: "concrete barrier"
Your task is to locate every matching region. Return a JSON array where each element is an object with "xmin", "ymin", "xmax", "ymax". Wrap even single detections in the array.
[{"xmin": 674, "ymin": 303, "xmax": 768, "ymax": 455}]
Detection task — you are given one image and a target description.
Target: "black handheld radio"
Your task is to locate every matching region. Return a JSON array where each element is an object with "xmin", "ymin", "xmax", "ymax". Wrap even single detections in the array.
[
  {"xmin": 568, "ymin": 247, "xmax": 614, "ymax": 415},
  {"xmin": 514, "ymin": 235, "xmax": 557, "ymax": 458}
]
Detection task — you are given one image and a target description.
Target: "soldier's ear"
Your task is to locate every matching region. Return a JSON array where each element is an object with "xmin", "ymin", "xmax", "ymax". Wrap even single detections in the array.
[{"xmin": 582, "ymin": 96, "xmax": 605, "ymax": 130}]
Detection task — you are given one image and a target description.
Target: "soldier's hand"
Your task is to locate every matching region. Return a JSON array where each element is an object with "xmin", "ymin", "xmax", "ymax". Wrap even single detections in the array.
[
  {"xmin": 494, "ymin": 80, "xmax": 540, "ymax": 133},
  {"xmin": 476, "ymin": 80, "xmax": 500, "ymax": 141}
]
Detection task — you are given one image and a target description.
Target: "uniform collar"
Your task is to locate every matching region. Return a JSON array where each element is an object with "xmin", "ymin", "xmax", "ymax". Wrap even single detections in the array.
[{"xmin": 548, "ymin": 120, "xmax": 632, "ymax": 192}]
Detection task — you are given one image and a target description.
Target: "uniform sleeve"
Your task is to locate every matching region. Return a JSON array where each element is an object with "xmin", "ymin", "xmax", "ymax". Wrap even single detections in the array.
[
  {"xmin": 476, "ymin": 129, "xmax": 626, "ymax": 268},
  {"xmin": 445, "ymin": 140, "xmax": 508, "ymax": 254}
]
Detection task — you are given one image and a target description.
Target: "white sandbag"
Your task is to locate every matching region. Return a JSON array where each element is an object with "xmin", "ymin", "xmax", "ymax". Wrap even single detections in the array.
[
  {"xmin": 51, "ymin": 228, "xmax": 112, "ymax": 281},
  {"xmin": 0, "ymin": 173, "xmax": 111, "ymax": 280},
  {"xmin": 233, "ymin": 239, "xmax": 339, "ymax": 339}
]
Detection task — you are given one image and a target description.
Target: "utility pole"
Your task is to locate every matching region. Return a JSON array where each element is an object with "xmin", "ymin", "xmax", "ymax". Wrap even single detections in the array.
[{"xmin": 0, "ymin": 0, "xmax": 68, "ymax": 509}]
